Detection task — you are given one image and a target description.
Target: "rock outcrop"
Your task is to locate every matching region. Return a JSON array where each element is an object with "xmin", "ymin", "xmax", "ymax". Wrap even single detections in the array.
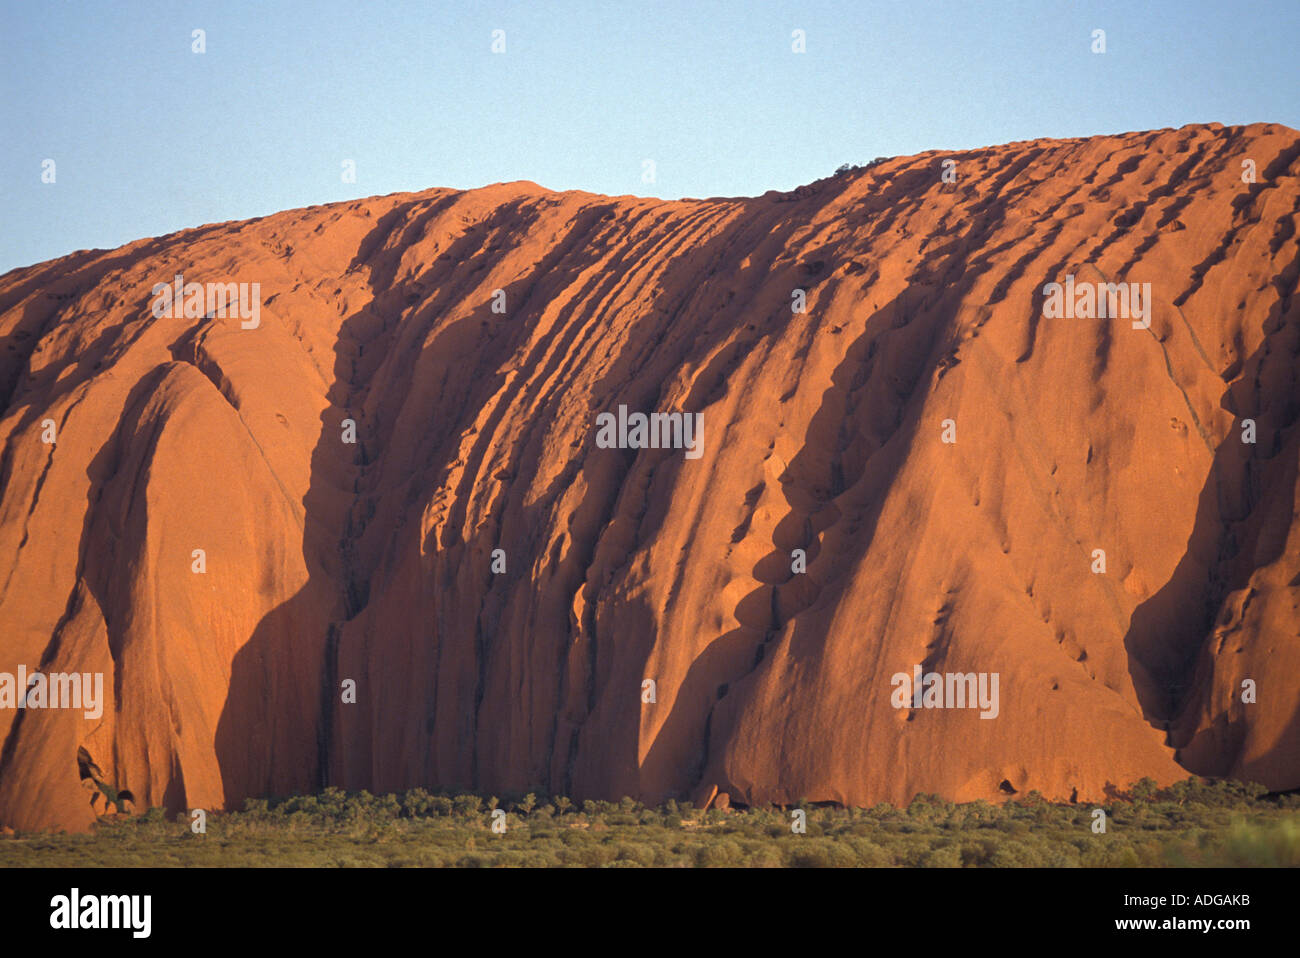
[{"xmin": 1, "ymin": 123, "xmax": 1297, "ymax": 831}]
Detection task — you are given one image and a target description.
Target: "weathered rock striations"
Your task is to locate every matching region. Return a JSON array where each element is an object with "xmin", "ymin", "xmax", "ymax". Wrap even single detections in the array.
[{"xmin": 1, "ymin": 122, "xmax": 1298, "ymax": 831}]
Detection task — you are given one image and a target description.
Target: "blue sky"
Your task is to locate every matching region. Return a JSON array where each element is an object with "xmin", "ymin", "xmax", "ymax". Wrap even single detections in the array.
[{"xmin": 2, "ymin": 0, "xmax": 1297, "ymax": 274}]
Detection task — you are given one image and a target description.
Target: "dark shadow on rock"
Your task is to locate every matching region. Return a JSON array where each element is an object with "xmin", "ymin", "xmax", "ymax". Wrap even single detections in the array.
[{"xmin": 1122, "ymin": 232, "xmax": 1299, "ymax": 785}]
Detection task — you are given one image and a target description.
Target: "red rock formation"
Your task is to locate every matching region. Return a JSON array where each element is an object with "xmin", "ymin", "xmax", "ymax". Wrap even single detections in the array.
[{"xmin": 1, "ymin": 123, "xmax": 1297, "ymax": 831}]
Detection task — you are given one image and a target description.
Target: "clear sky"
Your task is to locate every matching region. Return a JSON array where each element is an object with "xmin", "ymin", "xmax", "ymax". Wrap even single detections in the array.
[{"xmin": 2, "ymin": 0, "xmax": 1297, "ymax": 274}]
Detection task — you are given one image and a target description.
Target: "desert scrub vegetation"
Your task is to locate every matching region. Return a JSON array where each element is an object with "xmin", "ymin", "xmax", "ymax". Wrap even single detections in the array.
[{"xmin": 1, "ymin": 777, "xmax": 1297, "ymax": 868}]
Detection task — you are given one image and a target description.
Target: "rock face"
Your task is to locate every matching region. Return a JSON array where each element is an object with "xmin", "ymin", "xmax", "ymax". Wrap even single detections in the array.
[{"xmin": 1, "ymin": 123, "xmax": 1298, "ymax": 832}]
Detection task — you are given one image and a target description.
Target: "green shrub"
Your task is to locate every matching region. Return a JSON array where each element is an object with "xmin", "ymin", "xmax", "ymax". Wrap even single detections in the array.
[{"xmin": 4, "ymin": 777, "xmax": 1293, "ymax": 869}]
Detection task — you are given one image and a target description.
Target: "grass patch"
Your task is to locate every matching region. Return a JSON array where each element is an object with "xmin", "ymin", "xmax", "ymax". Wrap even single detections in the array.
[{"xmin": 2, "ymin": 778, "xmax": 1297, "ymax": 868}]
